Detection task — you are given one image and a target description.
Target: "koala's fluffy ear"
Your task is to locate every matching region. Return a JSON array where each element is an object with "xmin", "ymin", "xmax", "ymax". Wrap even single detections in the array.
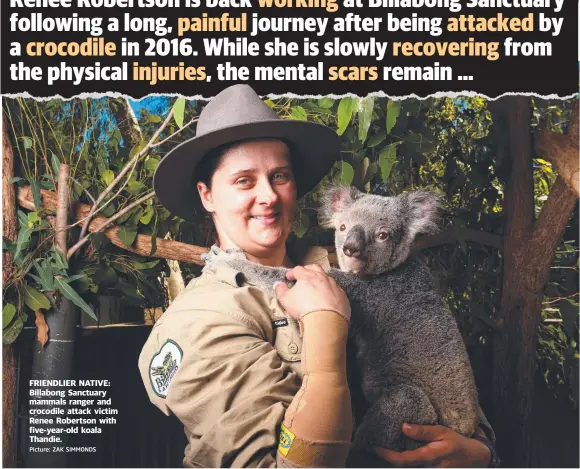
[
  {"xmin": 403, "ymin": 190, "xmax": 443, "ymax": 238},
  {"xmin": 318, "ymin": 183, "xmax": 362, "ymax": 227}
]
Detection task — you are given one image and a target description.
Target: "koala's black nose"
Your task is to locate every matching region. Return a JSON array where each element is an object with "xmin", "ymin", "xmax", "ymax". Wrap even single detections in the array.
[
  {"xmin": 343, "ymin": 245, "xmax": 361, "ymax": 258},
  {"xmin": 343, "ymin": 225, "xmax": 365, "ymax": 258}
]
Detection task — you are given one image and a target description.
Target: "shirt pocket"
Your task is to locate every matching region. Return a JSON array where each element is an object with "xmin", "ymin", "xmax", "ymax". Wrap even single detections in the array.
[{"xmin": 272, "ymin": 318, "xmax": 302, "ymax": 362}]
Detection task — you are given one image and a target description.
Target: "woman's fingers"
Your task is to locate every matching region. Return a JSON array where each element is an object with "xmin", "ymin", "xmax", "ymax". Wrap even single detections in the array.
[{"xmin": 275, "ymin": 264, "xmax": 351, "ymax": 322}]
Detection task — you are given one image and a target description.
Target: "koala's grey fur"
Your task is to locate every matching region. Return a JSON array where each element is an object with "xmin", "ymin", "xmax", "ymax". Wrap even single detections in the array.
[{"xmin": 206, "ymin": 184, "xmax": 479, "ymax": 452}]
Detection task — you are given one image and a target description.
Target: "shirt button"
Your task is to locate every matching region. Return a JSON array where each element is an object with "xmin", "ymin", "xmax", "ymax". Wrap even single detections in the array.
[{"xmin": 288, "ymin": 343, "xmax": 299, "ymax": 354}]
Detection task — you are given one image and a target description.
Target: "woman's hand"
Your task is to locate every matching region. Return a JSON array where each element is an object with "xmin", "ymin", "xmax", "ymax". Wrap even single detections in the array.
[
  {"xmin": 274, "ymin": 264, "xmax": 351, "ymax": 323},
  {"xmin": 371, "ymin": 424, "xmax": 492, "ymax": 468}
]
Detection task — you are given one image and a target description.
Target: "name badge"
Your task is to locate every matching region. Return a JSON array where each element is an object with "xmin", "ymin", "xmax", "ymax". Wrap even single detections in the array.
[{"xmin": 272, "ymin": 318, "xmax": 289, "ymax": 328}]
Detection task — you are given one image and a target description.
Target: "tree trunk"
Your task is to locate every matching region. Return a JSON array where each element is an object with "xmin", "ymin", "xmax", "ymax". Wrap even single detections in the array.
[
  {"xmin": 2, "ymin": 119, "xmax": 18, "ymax": 468},
  {"xmin": 491, "ymin": 97, "xmax": 579, "ymax": 467}
]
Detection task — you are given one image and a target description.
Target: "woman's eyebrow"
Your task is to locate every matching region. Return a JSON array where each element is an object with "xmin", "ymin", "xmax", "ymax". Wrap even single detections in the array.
[{"xmin": 229, "ymin": 166, "xmax": 292, "ymax": 177}]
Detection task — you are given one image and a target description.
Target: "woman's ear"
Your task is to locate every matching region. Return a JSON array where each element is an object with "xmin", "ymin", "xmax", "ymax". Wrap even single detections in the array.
[{"xmin": 197, "ymin": 182, "xmax": 214, "ymax": 213}]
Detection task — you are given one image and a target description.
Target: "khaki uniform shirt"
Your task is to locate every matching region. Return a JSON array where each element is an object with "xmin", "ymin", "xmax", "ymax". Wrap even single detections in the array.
[
  {"xmin": 138, "ymin": 247, "xmax": 495, "ymax": 468},
  {"xmin": 138, "ymin": 247, "xmax": 330, "ymax": 468}
]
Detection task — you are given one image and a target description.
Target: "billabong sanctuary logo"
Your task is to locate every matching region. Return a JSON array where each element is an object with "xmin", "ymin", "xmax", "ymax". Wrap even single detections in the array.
[
  {"xmin": 149, "ymin": 339, "xmax": 183, "ymax": 398},
  {"xmin": 278, "ymin": 423, "xmax": 295, "ymax": 456}
]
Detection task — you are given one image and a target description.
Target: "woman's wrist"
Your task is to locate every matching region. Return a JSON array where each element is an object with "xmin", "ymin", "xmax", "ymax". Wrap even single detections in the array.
[
  {"xmin": 301, "ymin": 311, "xmax": 348, "ymax": 374},
  {"xmin": 471, "ymin": 435, "xmax": 500, "ymax": 468}
]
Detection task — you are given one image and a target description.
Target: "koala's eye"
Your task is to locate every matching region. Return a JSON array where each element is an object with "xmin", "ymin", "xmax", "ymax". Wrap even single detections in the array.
[
  {"xmin": 377, "ymin": 232, "xmax": 388, "ymax": 241},
  {"xmin": 339, "ymin": 224, "xmax": 346, "ymax": 231}
]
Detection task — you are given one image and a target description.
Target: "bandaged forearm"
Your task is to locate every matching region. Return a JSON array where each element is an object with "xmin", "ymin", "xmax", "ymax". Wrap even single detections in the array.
[{"xmin": 277, "ymin": 311, "xmax": 352, "ymax": 468}]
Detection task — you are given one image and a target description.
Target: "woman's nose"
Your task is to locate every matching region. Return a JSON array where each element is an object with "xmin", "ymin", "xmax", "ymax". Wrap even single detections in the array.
[{"xmin": 255, "ymin": 179, "xmax": 279, "ymax": 205}]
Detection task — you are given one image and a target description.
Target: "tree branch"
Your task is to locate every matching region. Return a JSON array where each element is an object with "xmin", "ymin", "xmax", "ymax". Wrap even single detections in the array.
[
  {"xmin": 110, "ymin": 98, "xmax": 142, "ymax": 148},
  {"xmin": 535, "ymin": 101, "xmax": 579, "ymax": 196},
  {"xmin": 489, "ymin": 97, "xmax": 535, "ymax": 240},
  {"xmin": 66, "ymin": 191, "xmax": 155, "ymax": 260},
  {"xmin": 530, "ymin": 177, "xmax": 578, "ymax": 284},
  {"xmin": 412, "ymin": 227, "xmax": 503, "ymax": 252},
  {"xmin": 18, "ymin": 185, "xmax": 208, "ymax": 265},
  {"xmin": 151, "ymin": 116, "xmax": 199, "ymax": 148},
  {"xmin": 55, "ymin": 164, "xmax": 70, "ymax": 256},
  {"xmin": 75, "ymin": 108, "xmax": 175, "ymax": 253}
]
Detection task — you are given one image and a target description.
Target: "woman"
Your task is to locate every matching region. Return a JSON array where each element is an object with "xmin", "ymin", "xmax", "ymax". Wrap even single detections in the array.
[{"xmin": 138, "ymin": 84, "xmax": 498, "ymax": 468}]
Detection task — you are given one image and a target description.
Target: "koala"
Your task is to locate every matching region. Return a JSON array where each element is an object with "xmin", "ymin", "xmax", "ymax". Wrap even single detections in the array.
[{"xmin": 205, "ymin": 184, "xmax": 479, "ymax": 453}]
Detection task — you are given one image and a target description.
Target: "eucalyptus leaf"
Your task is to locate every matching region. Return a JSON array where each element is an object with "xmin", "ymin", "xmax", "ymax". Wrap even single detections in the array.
[
  {"xmin": 386, "ymin": 100, "xmax": 402, "ymax": 134},
  {"xmin": 378, "ymin": 143, "xmax": 399, "ymax": 183},
  {"xmin": 10, "ymin": 177, "xmax": 24, "ymax": 184},
  {"xmin": 130, "ymin": 141, "xmax": 147, "ymax": 159},
  {"xmin": 363, "ymin": 162, "xmax": 378, "ymax": 184},
  {"xmin": 145, "ymin": 157, "xmax": 160, "ymax": 173},
  {"xmin": 101, "ymin": 203, "xmax": 116, "ymax": 218},
  {"xmin": 337, "ymin": 161, "xmax": 354, "ymax": 186},
  {"xmin": 318, "ymin": 98, "xmax": 334, "ymax": 109},
  {"xmin": 21, "ymin": 136, "xmax": 33, "ymax": 150},
  {"xmin": 14, "ymin": 226, "xmax": 33, "ymax": 260},
  {"xmin": 116, "ymin": 207, "xmax": 141, "ymax": 225},
  {"xmin": 50, "ymin": 246, "xmax": 69, "ymax": 271},
  {"xmin": 27, "ymin": 273, "xmax": 43, "ymax": 285},
  {"xmin": 173, "ymin": 98, "xmax": 186, "ymax": 128},
  {"xmin": 3, "ymin": 317, "xmax": 24, "ymax": 345},
  {"xmin": 140, "ymin": 206, "xmax": 154, "ymax": 225},
  {"xmin": 18, "ymin": 210, "xmax": 28, "ymax": 228},
  {"xmin": 358, "ymin": 97, "xmax": 375, "ymax": 143},
  {"xmin": 50, "ymin": 151, "xmax": 61, "ymax": 177},
  {"xmin": 74, "ymin": 275, "xmax": 91, "ymax": 294},
  {"xmin": 292, "ymin": 212, "xmax": 310, "ymax": 239},
  {"xmin": 337, "ymin": 97, "xmax": 357, "ymax": 136},
  {"xmin": 101, "ymin": 170, "xmax": 115, "ymax": 187},
  {"xmin": 22, "ymin": 283, "xmax": 51, "ymax": 311},
  {"xmin": 30, "ymin": 179, "xmax": 42, "ymax": 210},
  {"xmin": 66, "ymin": 274, "xmax": 87, "ymax": 283},
  {"xmin": 133, "ymin": 260, "xmax": 160, "ymax": 270},
  {"xmin": 27, "ymin": 212, "xmax": 41, "ymax": 227},
  {"xmin": 118, "ymin": 226, "xmax": 138, "ymax": 248},
  {"xmin": 3, "ymin": 304, "xmax": 17, "ymax": 329},
  {"xmin": 33, "ymin": 260, "xmax": 55, "ymax": 291},
  {"xmin": 91, "ymin": 232, "xmax": 107, "ymax": 251},
  {"xmin": 289, "ymin": 106, "xmax": 308, "ymax": 121},
  {"xmin": 55, "ymin": 277, "xmax": 97, "ymax": 321},
  {"xmin": 367, "ymin": 131, "xmax": 386, "ymax": 148},
  {"xmin": 128, "ymin": 180, "xmax": 147, "ymax": 195}
]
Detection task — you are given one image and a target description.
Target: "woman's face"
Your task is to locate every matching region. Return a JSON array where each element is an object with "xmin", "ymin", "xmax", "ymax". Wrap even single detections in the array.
[{"xmin": 197, "ymin": 140, "xmax": 297, "ymax": 256}]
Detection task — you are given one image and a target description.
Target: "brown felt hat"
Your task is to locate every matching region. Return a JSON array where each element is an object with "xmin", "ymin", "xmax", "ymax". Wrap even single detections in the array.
[{"xmin": 153, "ymin": 84, "xmax": 341, "ymax": 221}]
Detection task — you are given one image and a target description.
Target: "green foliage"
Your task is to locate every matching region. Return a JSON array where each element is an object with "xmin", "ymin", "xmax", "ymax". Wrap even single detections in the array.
[
  {"xmin": 3, "ymin": 93, "xmax": 578, "ymax": 411},
  {"xmin": 173, "ymin": 97, "xmax": 186, "ymax": 128}
]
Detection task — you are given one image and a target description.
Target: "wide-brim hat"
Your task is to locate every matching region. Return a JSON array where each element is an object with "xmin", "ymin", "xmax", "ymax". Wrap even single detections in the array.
[{"xmin": 153, "ymin": 84, "xmax": 341, "ymax": 221}]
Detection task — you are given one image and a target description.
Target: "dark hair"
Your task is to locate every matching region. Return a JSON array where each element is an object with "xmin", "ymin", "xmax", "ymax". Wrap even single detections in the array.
[
  {"xmin": 194, "ymin": 144, "xmax": 228, "ymax": 189},
  {"xmin": 194, "ymin": 138, "xmax": 294, "ymax": 189}
]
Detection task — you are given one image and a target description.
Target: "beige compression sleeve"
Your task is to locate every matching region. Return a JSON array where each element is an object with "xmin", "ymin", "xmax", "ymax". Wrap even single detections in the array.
[{"xmin": 277, "ymin": 311, "xmax": 353, "ymax": 468}]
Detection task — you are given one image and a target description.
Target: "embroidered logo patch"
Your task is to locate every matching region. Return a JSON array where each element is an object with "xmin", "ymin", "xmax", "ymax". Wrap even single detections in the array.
[
  {"xmin": 278, "ymin": 423, "xmax": 295, "ymax": 456},
  {"xmin": 149, "ymin": 339, "xmax": 183, "ymax": 398}
]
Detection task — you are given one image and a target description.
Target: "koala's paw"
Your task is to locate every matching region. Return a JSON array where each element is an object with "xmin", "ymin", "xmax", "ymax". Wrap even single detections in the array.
[{"xmin": 202, "ymin": 246, "xmax": 247, "ymax": 269}]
